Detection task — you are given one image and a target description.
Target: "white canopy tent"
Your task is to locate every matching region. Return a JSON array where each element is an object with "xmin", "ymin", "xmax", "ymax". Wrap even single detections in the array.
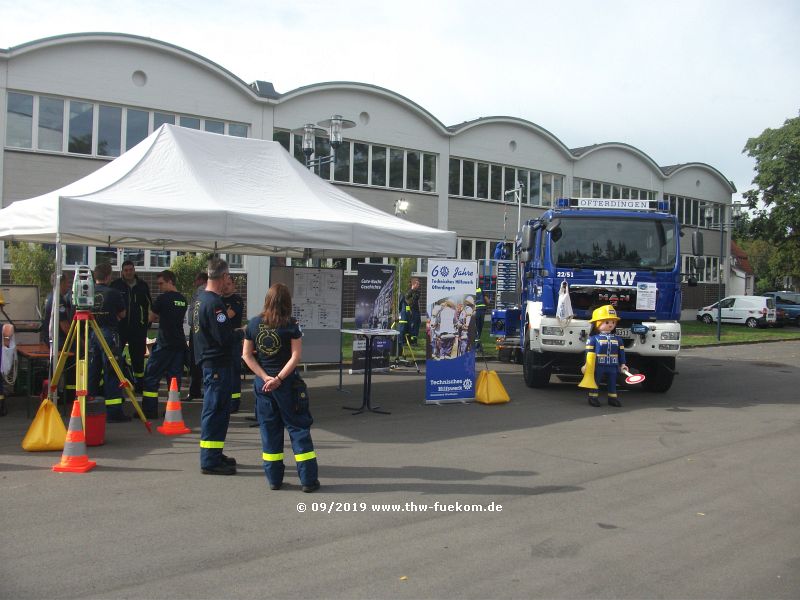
[{"xmin": 0, "ymin": 124, "xmax": 456, "ymax": 258}]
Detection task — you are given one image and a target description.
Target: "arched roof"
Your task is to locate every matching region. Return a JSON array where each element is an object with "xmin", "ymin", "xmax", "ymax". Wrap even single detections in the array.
[
  {"xmin": 447, "ymin": 116, "xmax": 574, "ymax": 159},
  {"xmin": 660, "ymin": 162, "xmax": 737, "ymax": 193},
  {"xmin": 2, "ymin": 32, "xmax": 263, "ymax": 102}
]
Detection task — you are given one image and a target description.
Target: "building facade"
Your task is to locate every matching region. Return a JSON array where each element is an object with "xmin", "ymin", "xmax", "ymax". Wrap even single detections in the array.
[{"xmin": 1, "ymin": 33, "xmax": 736, "ymax": 318}]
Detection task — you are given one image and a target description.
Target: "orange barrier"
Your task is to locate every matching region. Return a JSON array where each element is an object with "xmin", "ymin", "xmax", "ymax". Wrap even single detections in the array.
[
  {"xmin": 157, "ymin": 378, "xmax": 191, "ymax": 436},
  {"xmin": 52, "ymin": 400, "xmax": 96, "ymax": 473}
]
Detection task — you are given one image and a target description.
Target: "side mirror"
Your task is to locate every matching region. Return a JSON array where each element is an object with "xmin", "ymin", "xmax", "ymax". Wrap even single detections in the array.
[
  {"xmin": 692, "ymin": 230, "xmax": 704, "ymax": 256},
  {"xmin": 520, "ymin": 224, "xmax": 535, "ymax": 250}
]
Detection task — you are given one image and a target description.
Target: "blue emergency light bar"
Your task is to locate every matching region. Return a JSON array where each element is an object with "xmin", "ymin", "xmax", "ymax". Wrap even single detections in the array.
[{"xmin": 555, "ymin": 197, "xmax": 669, "ymax": 212}]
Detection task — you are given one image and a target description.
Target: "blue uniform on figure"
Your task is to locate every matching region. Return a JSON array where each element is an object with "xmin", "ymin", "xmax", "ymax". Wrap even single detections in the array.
[
  {"xmin": 243, "ymin": 282, "xmax": 319, "ymax": 493},
  {"xmin": 141, "ymin": 270, "xmax": 187, "ymax": 419},
  {"xmin": 193, "ymin": 259, "xmax": 239, "ymax": 475},
  {"xmin": 222, "ymin": 287, "xmax": 244, "ymax": 413},
  {"xmin": 583, "ymin": 305, "xmax": 627, "ymax": 408}
]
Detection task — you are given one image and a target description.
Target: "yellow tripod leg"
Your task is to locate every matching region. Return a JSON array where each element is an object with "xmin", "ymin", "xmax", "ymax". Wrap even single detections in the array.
[
  {"xmin": 49, "ymin": 318, "xmax": 77, "ymax": 402},
  {"xmin": 404, "ymin": 334, "xmax": 421, "ymax": 373},
  {"xmin": 87, "ymin": 318, "xmax": 151, "ymax": 432}
]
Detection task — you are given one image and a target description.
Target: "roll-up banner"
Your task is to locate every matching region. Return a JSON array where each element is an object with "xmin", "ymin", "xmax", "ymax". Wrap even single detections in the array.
[
  {"xmin": 425, "ymin": 259, "xmax": 477, "ymax": 403},
  {"xmin": 352, "ymin": 263, "xmax": 396, "ymax": 373}
]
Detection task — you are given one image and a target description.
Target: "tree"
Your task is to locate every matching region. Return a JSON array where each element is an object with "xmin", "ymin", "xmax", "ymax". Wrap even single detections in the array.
[
  {"xmin": 8, "ymin": 242, "xmax": 56, "ymax": 307},
  {"xmin": 170, "ymin": 253, "xmax": 211, "ymax": 299},
  {"xmin": 742, "ymin": 112, "xmax": 800, "ymax": 288}
]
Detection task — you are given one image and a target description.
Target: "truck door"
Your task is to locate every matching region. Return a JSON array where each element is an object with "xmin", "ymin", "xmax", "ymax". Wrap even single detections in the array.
[{"xmin": 719, "ymin": 297, "xmax": 736, "ymax": 323}]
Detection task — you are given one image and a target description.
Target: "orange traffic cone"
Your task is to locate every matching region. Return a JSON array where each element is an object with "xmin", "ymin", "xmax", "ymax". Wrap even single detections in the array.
[
  {"xmin": 157, "ymin": 378, "xmax": 191, "ymax": 436},
  {"xmin": 52, "ymin": 400, "xmax": 97, "ymax": 473}
]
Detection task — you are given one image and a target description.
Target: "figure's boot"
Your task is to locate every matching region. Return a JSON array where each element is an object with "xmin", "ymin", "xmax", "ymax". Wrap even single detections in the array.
[
  {"xmin": 608, "ymin": 393, "xmax": 621, "ymax": 408},
  {"xmin": 588, "ymin": 393, "xmax": 601, "ymax": 407}
]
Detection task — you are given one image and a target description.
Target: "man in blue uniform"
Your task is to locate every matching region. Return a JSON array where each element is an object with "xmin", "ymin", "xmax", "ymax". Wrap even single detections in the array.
[
  {"xmin": 111, "ymin": 260, "xmax": 152, "ymax": 393},
  {"xmin": 222, "ymin": 275, "xmax": 244, "ymax": 414},
  {"xmin": 193, "ymin": 258, "xmax": 239, "ymax": 475},
  {"xmin": 140, "ymin": 270, "xmax": 187, "ymax": 419},
  {"xmin": 90, "ymin": 262, "xmax": 129, "ymax": 422}
]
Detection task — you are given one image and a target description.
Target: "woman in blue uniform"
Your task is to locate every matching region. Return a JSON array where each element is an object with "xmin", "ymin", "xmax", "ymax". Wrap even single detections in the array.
[{"xmin": 242, "ymin": 283, "xmax": 319, "ymax": 492}]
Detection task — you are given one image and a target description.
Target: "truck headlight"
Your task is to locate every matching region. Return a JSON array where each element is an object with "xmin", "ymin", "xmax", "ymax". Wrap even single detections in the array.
[
  {"xmin": 660, "ymin": 331, "xmax": 680, "ymax": 340},
  {"xmin": 542, "ymin": 326, "xmax": 564, "ymax": 336},
  {"xmin": 659, "ymin": 343, "xmax": 680, "ymax": 350}
]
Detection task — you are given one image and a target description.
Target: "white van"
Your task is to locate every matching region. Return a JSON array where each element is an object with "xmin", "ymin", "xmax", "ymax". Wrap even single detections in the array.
[{"xmin": 696, "ymin": 295, "xmax": 777, "ymax": 328}]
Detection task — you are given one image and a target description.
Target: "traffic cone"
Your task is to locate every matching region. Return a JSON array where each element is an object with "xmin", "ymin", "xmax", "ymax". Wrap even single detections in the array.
[
  {"xmin": 52, "ymin": 400, "xmax": 96, "ymax": 473},
  {"xmin": 157, "ymin": 378, "xmax": 191, "ymax": 436}
]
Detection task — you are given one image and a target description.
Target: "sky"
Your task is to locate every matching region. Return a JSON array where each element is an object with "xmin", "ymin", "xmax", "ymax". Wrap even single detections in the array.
[{"xmin": 2, "ymin": 0, "xmax": 799, "ymax": 202}]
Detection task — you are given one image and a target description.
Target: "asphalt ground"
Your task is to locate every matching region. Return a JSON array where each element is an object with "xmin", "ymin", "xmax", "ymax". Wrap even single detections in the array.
[{"xmin": 1, "ymin": 341, "xmax": 800, "ymax": 599}]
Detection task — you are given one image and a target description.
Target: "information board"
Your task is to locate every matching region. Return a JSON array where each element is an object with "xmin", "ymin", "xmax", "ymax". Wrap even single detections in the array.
[{"xmin": 269, "ymin": 266, "xmax": 343, "ymax": 364}]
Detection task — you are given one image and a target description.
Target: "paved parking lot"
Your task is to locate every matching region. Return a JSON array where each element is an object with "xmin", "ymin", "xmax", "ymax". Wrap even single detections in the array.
[{"xmin": 2, "ymin": 341, "xmax": 799, "ymax": 599}]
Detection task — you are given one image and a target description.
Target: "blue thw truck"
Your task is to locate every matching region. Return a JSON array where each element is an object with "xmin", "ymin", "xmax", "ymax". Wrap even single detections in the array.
[{"xmin": 494, "ymin": 197, "xmax": 701, "ymax": 393}]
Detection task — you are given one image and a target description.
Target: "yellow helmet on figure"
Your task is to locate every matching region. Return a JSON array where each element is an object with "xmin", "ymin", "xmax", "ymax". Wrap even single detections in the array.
[{"xmin": 589, "ymin": 304, "xmax": 620, "ymax": 323}]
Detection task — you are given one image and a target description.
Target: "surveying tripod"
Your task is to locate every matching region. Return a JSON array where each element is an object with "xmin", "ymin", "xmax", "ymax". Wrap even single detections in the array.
[{"xmin": 50, "ymin": 310, "xmax": 151, "ymax": 432}]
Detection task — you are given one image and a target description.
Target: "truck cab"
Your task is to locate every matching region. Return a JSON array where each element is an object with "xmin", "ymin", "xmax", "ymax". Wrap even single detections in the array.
[{"xmin": 514, "ymin": 197, "xmax": 689, "ymax": 393}]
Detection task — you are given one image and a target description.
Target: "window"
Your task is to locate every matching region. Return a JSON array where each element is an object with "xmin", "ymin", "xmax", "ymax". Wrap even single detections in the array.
[
  {"xmin": 68, "ymin": 101, "xmax": 93, "ymax": 154},
  {"xmin": 476, "ymin": 240, "xmax": 487, "ymax": 261},
  {"xmin": 462, "ymin": 161, "xmax": 475, "ymax": 197},
  {"xmin": 38, "ymin": 97, "xmax": 64, "ymax": 151},
  {"xmin": 406, "ymin": 150, "xmax": 420, "ymax": 190},
  {"xmin": 477, "ymin": 163, "xmax": 489, "ymax": 199},
  {"xmin": 314, "ymin": 136, "xmax": 331, "ymax": 180},
  {"xmin": 228, "ymin": 253, "xmax": 243, "ymax": 269},
  {"xmin": 529, "ymin": 172, "xmax": 541, "ymax": 205},
  {"xmin": 205, "ymin": 120, "xmax": 224, "ymax": 134},
  {"xmin": 389, "ymin": 148, "xmax": 404, "ymax": 188},
  {"xmin": 542, "ymin": 173, "xmax": 553, "ymax": 207},
  {"xmin": 65, "ymin": 245, "xmax": 88, "ymax": 265},
  {"xmin": 353, "ymin": 143, "xmax": 369, "ymax": 184},
  {"xmin": 422, "ymin": 154, "xmax": 436, "ymax": 192},
  {"xmin": 122, "ymin": 249, "xmax": 144, "ymax": 267},
  {"xmin": 229, "ymin": 123, "xmax": 248, "ymax": 137},
  {"xmin": 449, "ymin": 158, "xmax": 461, "ymax": 195},
  {"xmin": 460, "ymin": 239, "xmax": 473, "ymax": 259},
  {"xmin": 334, "ymin": 140, "xmax": 350, "ymax": 182},
  {"xmin": 98, "ymin": 105, "xmax": 122, "ymax": 157},
  {"xmin": 6, "ymin": 92, "xmax": 33, "ymax": 148},
  {"xmin": 274, "ymin": 130, "xmax": 290, "ymax": 152},
  {"xmin": 150, "ymin": 250, "xmax": 170, "ymax": 268},
  {"xmin": 96, "ymin": 247, "xmax": 118, "ymax": 266},
  {"xmin": 490, "ymin": 165, "xmax": 502, "ymax": 200},
  {"xmin": 180, "ymin": 116, "xmax": 200, "ymax": 129},
  {"xmin": 126, "ymin": 109, "xmax": 149, "ymax": 150},
  {"xmin": 372, "ymin": 146, "xmax": 387, "ymax": 186},
  {"xmin": 154, "ymin": 112, "xmax": 175, "ymax": 128}
]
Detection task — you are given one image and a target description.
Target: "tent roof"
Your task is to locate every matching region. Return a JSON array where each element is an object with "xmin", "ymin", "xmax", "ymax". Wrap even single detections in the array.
[{"xmin": 0, "ymin": 125, "xmax": 456, "ymax": 259}]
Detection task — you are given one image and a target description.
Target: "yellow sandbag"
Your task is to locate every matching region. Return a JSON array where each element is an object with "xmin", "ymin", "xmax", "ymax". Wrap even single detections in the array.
[
  {"xmin": 475, "ymin": 370, "xmax": 510, "ymax": 404},
  {"xmin": 22, "ymin": 399, "xmax": 67, "ymax": 452}
]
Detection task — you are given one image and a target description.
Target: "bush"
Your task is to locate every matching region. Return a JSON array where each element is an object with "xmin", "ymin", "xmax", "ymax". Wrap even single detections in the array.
[
  {"xmin": 8, "ymin": 242, "xmax": 55, "ymax": 307},
  {"xmin": 170, "ymin": 253, "xmax": 211, "ymax": 299}
]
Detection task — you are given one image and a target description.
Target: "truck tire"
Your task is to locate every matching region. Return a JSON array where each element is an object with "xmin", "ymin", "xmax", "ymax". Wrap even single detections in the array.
[
  {"xmin": 642, "ymin": 357, "xmax": 675, "ymax": 393},
  {"xmin": 523, "ymin": 345, "xmax": 551, "ymax": 388}
]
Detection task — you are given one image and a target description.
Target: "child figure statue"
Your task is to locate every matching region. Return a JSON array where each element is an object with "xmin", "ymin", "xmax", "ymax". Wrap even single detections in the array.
[{"xmin": 580, "ymin": 305, "xmax": 627, "ymax": 408}]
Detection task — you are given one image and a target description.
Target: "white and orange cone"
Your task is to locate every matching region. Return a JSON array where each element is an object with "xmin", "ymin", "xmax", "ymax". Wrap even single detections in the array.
[
  {"xmin": 157, "ymin": 378, "xmax": 191, "ymax": 436},
  {"xmin": 52, "ymin": 400, "xmax": 97, "ymax": 473}
]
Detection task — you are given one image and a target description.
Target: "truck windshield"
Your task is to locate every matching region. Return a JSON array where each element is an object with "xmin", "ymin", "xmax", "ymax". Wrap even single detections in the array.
[{"xmin": 551, "ymin": 217, "xmax": 677, "ymax": 270}]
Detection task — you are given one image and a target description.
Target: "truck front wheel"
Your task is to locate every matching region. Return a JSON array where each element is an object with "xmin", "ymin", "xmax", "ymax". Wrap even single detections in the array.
[
  {"xmin": 523, "ymin": 345, "xmax": 551, "ymax": 388},
  {"xmin": 641, "ymin": 357, "xmax": 675, "ymax": 393}
]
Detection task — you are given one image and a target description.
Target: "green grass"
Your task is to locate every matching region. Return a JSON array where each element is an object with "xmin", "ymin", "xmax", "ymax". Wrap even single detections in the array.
[{"xmin": 680, "ymin": 319, "xmax": 800, "ymax": 347}]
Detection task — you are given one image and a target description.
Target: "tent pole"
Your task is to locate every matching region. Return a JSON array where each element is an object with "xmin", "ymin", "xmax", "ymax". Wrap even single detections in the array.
[{"xmin": 50, "ymin": 235, "xmax": 63, "ymax": 396}]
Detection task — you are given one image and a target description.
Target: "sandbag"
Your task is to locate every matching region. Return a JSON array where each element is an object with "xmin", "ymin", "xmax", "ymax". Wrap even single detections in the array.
[{"xmin": 22, "ymin": 398, "xmax": 67, "ymax": 451}]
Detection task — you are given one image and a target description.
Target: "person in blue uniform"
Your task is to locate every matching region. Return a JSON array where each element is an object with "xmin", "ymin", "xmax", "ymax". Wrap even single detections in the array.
[
  {"xmin": 474, "ymin": 286, "xmax": 488, "ymax": 348},
  {"xmin": 582, "ymin": 305, "xmax": 627, "ymax": 408},
  {"xmin": 111, "ymin": 260, "xmax": 152, "ymax": 393},
  {"xmin": 222, "ymin": 275, "xmax": 244, "ymax": 414},
  {"xmin": 242, "ymin": 283, "xmax": 319, "ymax": 493},
  {"xmin": 185, "ymin": 271, "xmax": 208, "ymax": 401},
  {"xmin": 140, "ymin": 270, "xmax": 187, "ymax": 419},
  {"xmin": 194, "ymin": 258, "xmax": 239, "ymax": 475},
  {"xmin": 89, "ymin": 262, "xmax": 129, "ymax": 422}
]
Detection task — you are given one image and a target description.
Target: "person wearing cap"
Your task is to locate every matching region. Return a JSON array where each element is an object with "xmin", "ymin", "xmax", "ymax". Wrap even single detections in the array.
[{"xmin": 581, "ymin": 304, "xmax": 627, "ymax": 408}]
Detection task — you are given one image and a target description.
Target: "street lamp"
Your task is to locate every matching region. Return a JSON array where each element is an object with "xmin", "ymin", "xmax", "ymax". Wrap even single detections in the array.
[
  {"xmin": 293, "ymin": 114, "xmax": 356, "ymax": 173},
  {"xmin": 503, "ymin": 180, "xmax": 525, "ymax": 259},
  {"xmin": 704, "ymin": 201, "xmax": 743, "ymax": 341}
]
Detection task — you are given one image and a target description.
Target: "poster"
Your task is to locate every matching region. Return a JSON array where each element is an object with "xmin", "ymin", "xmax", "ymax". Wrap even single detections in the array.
[
  {"xmin": 352, "ymin": 264, "xmax": 396, "ymax": 371},
  {"xmin": 425, "ymin": 259, "xmax": 477, "ymax": 403}
]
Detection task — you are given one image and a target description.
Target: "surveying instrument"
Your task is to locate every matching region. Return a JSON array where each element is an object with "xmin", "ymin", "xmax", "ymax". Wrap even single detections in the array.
[{"xmin": 49, "ymin": 266, "xmax": 151, "ymax": 432}]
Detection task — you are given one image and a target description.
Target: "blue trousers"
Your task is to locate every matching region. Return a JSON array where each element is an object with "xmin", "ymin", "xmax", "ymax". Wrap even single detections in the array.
[
  {"xmin": 200, "ymin": 366, "xmax": 232, "ymax": 469},
  {"xmin": 142, "ymin": 343, "xmax": 184, "ymax": 414},
  {"xmin": 254, "ymin": 373, "xmax": 318, "ymax": 487},
  {"xmin": 88, "ymin": 327, "xmax": 126, "ymax": 419},
  {"xmin": 594, "ymin": 365, "xmax": 619, "ymax": 395}
]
